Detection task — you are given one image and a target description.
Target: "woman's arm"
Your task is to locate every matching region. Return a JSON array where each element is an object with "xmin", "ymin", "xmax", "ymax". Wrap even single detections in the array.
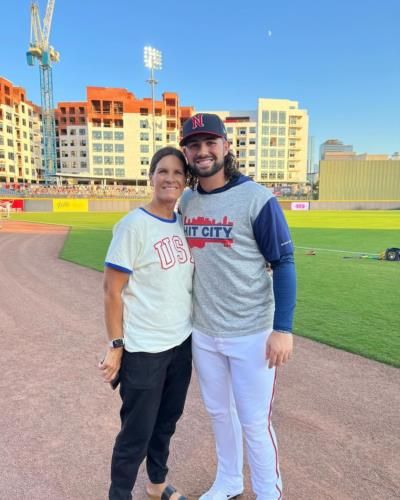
[{"xmin": 99, "ymin": 267, "xmax": 130, "ymax": 383}]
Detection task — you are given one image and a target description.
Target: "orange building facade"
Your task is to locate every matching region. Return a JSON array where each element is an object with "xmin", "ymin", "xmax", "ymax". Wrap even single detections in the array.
[
  {"xmin": 55, "ymin": 87, "xmax": 194, "ymax": 184},
  {"xmin": 0, "ymin": 77, "xmax": 42, "ymax": 184}
]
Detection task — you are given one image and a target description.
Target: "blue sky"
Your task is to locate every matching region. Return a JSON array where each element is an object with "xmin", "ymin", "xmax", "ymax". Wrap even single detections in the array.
[{"xmin": 1, "ymin": 0, "xmax": 400, "ymax": 160}]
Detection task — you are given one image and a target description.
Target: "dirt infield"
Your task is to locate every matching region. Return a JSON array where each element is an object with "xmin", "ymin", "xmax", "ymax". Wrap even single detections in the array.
[{"xmin": 1, "ymin": 221, "xmax": 399, "ymax": 500}]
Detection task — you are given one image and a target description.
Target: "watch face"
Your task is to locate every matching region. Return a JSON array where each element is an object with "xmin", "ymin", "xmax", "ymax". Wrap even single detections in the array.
[{"xmin": 112, "ymin": 339, "xmax": 124, "ymax": 348}]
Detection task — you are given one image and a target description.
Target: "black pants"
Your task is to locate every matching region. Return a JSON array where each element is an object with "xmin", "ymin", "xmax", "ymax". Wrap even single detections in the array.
[{"xmin": 109, "ymin": 335, "xmax": 192, "ymax": 500}]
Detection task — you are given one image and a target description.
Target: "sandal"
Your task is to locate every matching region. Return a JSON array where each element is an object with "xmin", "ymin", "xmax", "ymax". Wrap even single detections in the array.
[
  {"xmin": 146, "ymin": 484, "xmax": 187, "ymax": 500},
  {"xmin": 161, "ymin": 484, "xmax": 187, "ymax": 500}
]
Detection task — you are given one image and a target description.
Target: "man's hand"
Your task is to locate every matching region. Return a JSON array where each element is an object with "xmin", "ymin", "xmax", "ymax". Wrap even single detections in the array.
[
  {"xmin": 98, "ymin": 348, "xmax": 123, "ymax": 383},
  {"xmin": 266, "ymin": 331, "xmax": 293, "ymax": 369}
]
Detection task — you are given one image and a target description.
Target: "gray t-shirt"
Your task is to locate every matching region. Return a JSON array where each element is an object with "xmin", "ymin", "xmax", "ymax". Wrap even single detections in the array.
[{"xmin": 180, "ymin": 176, "xmax": 291, "ymax": 337}]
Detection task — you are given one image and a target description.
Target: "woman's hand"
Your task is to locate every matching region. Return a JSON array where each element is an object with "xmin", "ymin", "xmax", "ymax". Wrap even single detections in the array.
[{"xmin": 99, "ymin": 348, "xmax": 123, "ymax": 383}]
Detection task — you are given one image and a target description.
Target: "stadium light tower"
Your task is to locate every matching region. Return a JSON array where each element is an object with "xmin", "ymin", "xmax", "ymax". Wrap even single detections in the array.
[{"xmin": 144, "ymin": 46, "xmax": 162, "ymax": 155}]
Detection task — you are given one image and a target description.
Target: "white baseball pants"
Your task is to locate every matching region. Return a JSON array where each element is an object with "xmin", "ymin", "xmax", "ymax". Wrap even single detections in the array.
[{"xmin": 192, "ymin": 328, "xmax": 282, "ymax": 500}]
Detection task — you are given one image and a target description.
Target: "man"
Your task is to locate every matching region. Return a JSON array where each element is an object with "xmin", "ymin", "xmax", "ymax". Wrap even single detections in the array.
[{"xmin": 179, "ymin": 113, "xmax": 296, "ymax": 500}]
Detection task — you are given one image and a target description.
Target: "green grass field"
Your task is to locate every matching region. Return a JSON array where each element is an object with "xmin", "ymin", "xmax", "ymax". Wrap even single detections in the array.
[{"xmin": 11, "ymin": 210, "xmax": 400, "ymax": 367}]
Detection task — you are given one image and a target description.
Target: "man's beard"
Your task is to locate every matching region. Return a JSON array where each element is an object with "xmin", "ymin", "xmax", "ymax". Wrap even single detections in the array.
[{"xmin": 189, "ymin": 158, "xmax": 224, "ymax": 178}]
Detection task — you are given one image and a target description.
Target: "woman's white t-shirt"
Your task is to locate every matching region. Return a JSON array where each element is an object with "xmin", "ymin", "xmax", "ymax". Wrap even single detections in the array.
[{"xmin": 105, "ymin": 208, "xmax": 194, "ymax": 353}]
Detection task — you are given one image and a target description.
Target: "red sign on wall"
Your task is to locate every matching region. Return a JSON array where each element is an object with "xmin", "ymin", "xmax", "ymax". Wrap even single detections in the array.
[{"xmin": 0, "ymin": 198, "xmax": 24, "ymax": 211}]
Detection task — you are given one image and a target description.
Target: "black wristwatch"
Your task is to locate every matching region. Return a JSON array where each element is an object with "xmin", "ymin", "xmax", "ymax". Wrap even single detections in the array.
[{"xmin": 108, "ymin": 338, "xmax": 125, "ymax": 349}]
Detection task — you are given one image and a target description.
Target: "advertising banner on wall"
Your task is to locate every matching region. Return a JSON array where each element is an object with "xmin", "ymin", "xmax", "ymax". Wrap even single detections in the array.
[
  {"xmin": 0, "ymin": 198, "xmax": 25, "ymax": 211},
  {"xmin": 53, "ymin": 199, "xmax": 89, "ymax": 212},
  {"xmin": 291, "ymin": 201, "xmax": 310, "ymax": 211}
]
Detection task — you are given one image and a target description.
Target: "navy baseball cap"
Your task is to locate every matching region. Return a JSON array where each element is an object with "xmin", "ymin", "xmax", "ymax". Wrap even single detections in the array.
[{"xmin": 180, "ymin": 113, "xmax": 227, "ymax": 146}]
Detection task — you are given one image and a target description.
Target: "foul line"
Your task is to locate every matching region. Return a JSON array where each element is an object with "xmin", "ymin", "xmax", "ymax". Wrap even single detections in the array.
[{"xmin": 296, "ymin": 245, "xmax": 380, "ymax": 256}]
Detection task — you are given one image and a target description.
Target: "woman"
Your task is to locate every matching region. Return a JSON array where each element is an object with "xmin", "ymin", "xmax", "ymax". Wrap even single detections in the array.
[{"xmin": 99, "ymin": 147, "xmax": 193, "ymax": 500}]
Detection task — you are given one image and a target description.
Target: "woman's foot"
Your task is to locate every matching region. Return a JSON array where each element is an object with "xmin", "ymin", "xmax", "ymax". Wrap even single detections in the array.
[{"xmin": 146, "ymin": 482, "xmax": 187, "ymax": 500}]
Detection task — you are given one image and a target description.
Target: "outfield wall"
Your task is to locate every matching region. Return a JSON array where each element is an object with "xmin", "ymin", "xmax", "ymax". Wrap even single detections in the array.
[
  {"xmin": 2, "ymin": 197, "xmax": 400, "ymax": 212},
  {"xmin": 311, "ymin": 201, "xmax": 400, "ymax": 210}
]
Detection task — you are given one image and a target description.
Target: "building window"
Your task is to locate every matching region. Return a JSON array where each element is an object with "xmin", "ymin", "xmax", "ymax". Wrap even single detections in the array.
[
  {"xmin": 115, "ymin": 144, "xmax": 124, "ymax": 153},
  {"xmin": 270, "ymin": 149, "xmax": 277, "ymax": 158},
  {"xmin": 140, "ymin": 132, "xmax": 149, "ymax": 141},
  {"xmin": 104, "ymin": 168, "xmax": 114, "ymax": 176},
  {"xmin": 270, "ymin": 137, "xmax": 277, "ymax": 146},
  {"xmin": 278, "ymin": 112, "xmax": 286, "ymax": 124},
  {"xmin": 140, "ymin": 145, "xmax": 149, "ymax": 153},
  {"xmin": 278, "ymin": 138, "xmax": 286, "ymax": 147},
  {"xmin": 277, "ymin": 172, "xmax": 284, "ymax": 179},
  {"xmin": 70, "ymin": 129, "xmax": 76, "ymax": 136},
  {"xmin": 261, "ymin": 149, "xmax": 268, "ymax": 157},
  {"xmin": 79, "ymin": 128, "xmax": 86, "ymax": 135},
  {"xmin": 80, "ymin": 139, "xmax": 87, "ymax": 147},
  {"xmin": 114, "ymin": 131, "xmax": 124, "ymax": 140},
  {"xmin": 278, "ymin": 150, "xmax": 285, "ymax": 158},
  {"xmin": 140, "ymin": 158, "xmax": 149, "ymax": 165},
  {"xmin": 249, "ymin": 127, "xmax": 256, "ymax": 134},
  {"xmin": 249, "ymin": 150, "xmax": 256, "ymax": 156},
  {"xmin": 140, "ymin": 168, "xmax": 148, "ymax": 176},
  {"xmin": 80, "ymin": 151, "xmax": 87, "ymax": 157},
  {"xmin": 140, "ymin": 120, "xmax": 148, "ymax": 129},
  {"xmin": 278, "ymin": 160, "xmax": 285, "ymax": 169},
  {"xmin": 270, "ymin": 160, "xmax": 277, "ymax": 169},
  {"xmin": 261, "ymin": 137, "xmax": 268, "ymax": 146},
  {"xmin": 80, "ymin": 161, "xmax": 87, "ymax": 168},
  {"xmin": 262, "ymin": 111, "xmax": 269, "ymax": 123},
  {"xmin": 93, "ymin": 168, "xmax": 103, "ymax": 175},
  {"xmin": 104, "ymin": 156, "xmax": 114, "ymax": 165},
  {"xmin": 92, "ymin": 131, "xmax": 102, "ymax": 140},
  {"xmin": 93, "ymin": 156, "xmax": 103, "ymax": 165},
  {"xmin": 115, "ymin": 156, "xmax": 124, "ymax": 165},
  {"xmin": 103, "ymin": 131, "xmax": 113, "ymax": 140},
  {"xmin": 155, "ymin": 133, "xmax": 163, "ymax": 142},
  {"xmin": 115, "ymin": 168, "xmax": 125, "ymax": 177},
  {"xmin": 104, "ymin": 143, "xmax": 113, "ymax": 152},
  {"xmin": 93, "ymin": 143, "xmax": 102, "ymax": 152},
  {"xmin": 226, "ymin": 127, "xmax": 233, "ymax": 134},
  {"xmin": 270, "ymin": 112, "xmax": 278, "ymax": 124},
  {"xmin": 262, "ymin": 126, "xmax": 268, "ymax": 135}
]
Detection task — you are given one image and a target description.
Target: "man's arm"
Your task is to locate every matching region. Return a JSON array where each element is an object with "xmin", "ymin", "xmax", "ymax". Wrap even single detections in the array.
[
  {"xmin": 267, "ymin": 254, "xmax": 296, "ymax": 368},
  {"xmin": 99, "ymin": 267, "xmax": 130, "ymax": 383}
]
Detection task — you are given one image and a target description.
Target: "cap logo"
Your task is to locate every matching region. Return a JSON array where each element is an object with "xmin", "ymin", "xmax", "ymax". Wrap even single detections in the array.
[{"xmin": 191, "ymin": 114, "xmax": 204, "ymax": 130}]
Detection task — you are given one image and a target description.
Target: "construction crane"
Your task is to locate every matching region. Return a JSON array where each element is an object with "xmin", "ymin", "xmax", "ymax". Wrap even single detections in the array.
[{"xmin": 26, "ymin": 0, "xmax": 60, "ymax": 183}]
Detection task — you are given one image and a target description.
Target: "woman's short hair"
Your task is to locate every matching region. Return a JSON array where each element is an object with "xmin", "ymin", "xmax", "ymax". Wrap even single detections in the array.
[{"xmin": 149, "ymin": 147, "xmax": 188, "ymax": 177}]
